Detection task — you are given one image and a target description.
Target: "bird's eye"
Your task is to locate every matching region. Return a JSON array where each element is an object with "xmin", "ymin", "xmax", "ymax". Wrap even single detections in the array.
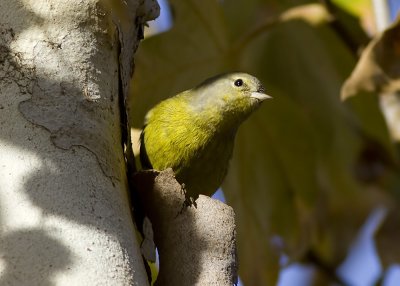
[{"xmin": 234, "ymin": 79, "xmax": 243, "ymax": 87}]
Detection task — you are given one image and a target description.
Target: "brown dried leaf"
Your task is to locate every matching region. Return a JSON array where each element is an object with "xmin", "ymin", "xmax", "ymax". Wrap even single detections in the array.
[{"xmin": 342, "ymin": 16, "xmax": 400, "ymax": 99}]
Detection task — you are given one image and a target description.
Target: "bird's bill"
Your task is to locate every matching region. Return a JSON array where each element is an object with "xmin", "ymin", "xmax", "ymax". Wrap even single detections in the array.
[{"xmin": 250, "ymin": 92, "xmax": 272, "ymax": 101}]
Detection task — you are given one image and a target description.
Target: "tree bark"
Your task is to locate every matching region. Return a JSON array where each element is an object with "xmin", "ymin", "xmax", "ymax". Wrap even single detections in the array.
[
  {"xmin": 0, "ymin": 0, "xmax": 158, "ymax": 284},
  {"xmin": 135, "ymin": 169, "xmax": 238, "ymax": 286}
]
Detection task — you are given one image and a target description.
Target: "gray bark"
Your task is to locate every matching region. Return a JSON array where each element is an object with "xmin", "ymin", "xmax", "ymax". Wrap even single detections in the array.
[
  {"xmin": 135, "ymin": 169, "xmax": 238, "ymax": 286},
  {"xmin": 0, "ymin": 0, "xmax": 158, "ymax": 284}
]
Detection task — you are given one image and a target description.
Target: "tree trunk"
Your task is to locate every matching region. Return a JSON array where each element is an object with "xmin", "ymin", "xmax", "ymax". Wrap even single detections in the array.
[{"xmin": 0, "ymin": 0, "xmax": 157, "ymax": 284}]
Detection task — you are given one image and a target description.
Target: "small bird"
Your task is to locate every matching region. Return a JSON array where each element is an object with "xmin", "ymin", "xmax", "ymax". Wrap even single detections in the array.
[{"xmin": 140, "ymin": 72, "xmax": 271, "ymax": 198}]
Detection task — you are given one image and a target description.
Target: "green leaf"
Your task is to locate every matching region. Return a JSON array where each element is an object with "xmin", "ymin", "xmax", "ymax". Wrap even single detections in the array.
[{"xmin": 224, "ymin": 94, "xmax": 318, "ymax": 284}]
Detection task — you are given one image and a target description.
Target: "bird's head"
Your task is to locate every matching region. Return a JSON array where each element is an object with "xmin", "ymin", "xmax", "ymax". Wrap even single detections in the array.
[{"xmin": 190, "ymin": 72, "xmax": 271, "ymax": 130}]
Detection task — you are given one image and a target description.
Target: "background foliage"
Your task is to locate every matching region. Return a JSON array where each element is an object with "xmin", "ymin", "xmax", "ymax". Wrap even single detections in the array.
[{"xmin": 129, "ymin": 0, "xmax": 400, "ymax": 284}]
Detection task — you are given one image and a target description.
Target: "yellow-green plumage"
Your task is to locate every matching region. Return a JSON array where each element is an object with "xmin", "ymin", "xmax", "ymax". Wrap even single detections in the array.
[{"xmin": 140, "ymin": 73, "xmax": 270, "ymax": 197}]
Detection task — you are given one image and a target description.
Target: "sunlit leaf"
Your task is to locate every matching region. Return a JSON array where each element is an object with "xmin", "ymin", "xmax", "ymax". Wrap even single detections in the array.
[{"xmin": 331, "ymin": 0, "xmax": 371, "ymax": 17}]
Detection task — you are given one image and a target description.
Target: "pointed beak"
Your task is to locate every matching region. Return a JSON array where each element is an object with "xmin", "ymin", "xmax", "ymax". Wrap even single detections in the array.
[{"xmin": 250, "ymin": 91, "xmax": 272, "ymax": 102}]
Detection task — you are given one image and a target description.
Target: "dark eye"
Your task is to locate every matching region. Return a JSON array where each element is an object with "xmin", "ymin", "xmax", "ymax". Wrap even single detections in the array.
[{"xmin": 234, "ymin": 79, "xmax": 243, "ymax": 87}]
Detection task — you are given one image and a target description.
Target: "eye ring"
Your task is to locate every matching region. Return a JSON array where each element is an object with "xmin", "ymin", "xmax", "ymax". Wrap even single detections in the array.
[{"xmin": 234, "ymin": 79, "xmax": 243, "ymax": 87}]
